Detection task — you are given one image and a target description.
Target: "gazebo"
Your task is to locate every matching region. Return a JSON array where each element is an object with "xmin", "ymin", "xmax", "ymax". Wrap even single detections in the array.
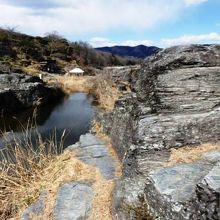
[{"xmin": 69, "ymin": 67, "xmax": 84, "ymax": 76}]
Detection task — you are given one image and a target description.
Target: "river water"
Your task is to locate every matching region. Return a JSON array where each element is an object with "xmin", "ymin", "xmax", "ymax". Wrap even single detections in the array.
[{"xmin": 0, "ymin": 93, "xmax": 95, "ymax": 149}]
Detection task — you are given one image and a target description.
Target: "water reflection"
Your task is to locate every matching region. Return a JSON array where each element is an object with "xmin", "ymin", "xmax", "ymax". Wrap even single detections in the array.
[{"xmin": 0, "ymin": 93, "xmax": 95, "ymax": 149}]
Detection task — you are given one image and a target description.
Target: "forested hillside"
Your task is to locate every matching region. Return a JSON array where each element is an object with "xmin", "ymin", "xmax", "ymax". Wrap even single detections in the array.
[{"xmin": 0, "ymin": 29, "xmax": 138, "ymax": 74}]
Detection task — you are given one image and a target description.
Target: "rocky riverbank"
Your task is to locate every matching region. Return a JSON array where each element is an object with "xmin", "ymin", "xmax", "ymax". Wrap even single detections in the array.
[
  {"xmin": 99, "ymin": 44, "xmax": 220, "ymax": 219},
  {"xmin": 0, "ymin": 72, "xmax": 64, "ymax": 113},
  {"xmin": 5, "ymin": 44, "xmax": 220, "ymax": 219}
]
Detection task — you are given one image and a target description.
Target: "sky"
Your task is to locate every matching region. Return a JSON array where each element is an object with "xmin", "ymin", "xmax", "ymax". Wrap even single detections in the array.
[{"xmin": 0, "ymin": 0, "xmax": 220, "ymax": 48}]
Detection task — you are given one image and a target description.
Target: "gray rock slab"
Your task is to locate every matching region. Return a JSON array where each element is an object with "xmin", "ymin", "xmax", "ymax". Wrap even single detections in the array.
[
  {"xmin": 202, "ymin": 162, "xmax": 220, "ymax": 190},
  {"xmin": 21, "ymin": 192, "xmax": 47, "ymax": 220},
  {"xmin": 53, "ymin": 182, "xmax": 93, "ymax": 220},
  {"xmin": 202, "ymin": 151, "xmax": 220, "ymax": 164},
  {"xmin": 68, "ymin": 134, "xmax": 115, "ymax": 179},
  {"xmin": 79, "ymin": 133, "xmax": 106, "ymax": 147},
  {"xmin": 148, "ymin": 162, "xmax": 211, "ymax": 203},
  {"xmin": 138, "ymin": 110, "xmax": 220, "ymax": 151}
]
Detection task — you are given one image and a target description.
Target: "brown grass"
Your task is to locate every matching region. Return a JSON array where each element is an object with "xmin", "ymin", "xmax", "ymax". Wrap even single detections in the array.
[
  {"xmin": 0, "ymin": 130, "xmax": 66, "ymax": 219},
  {"xmin": 86, "ymin": 121, "xmax": 123, "ymax": 220},
  {"xmin": 0, "ymin": 122, "xmax": 121, "ymax": 220},
  {"xmin": 21, "ymin": 64, "xmax": 41, "ymax": 76},
  {"xmin": 88, "ymin": 179, "xmax": 115, "ymax": 220},
  {"xmin": 167, "ymin": 142, "xmax": 220, "ymax": 166},
  {"xmin": 39, "ymin": 151, "xmax": 114, "ymax": 220},
  {"xmin": 47, "ymin": 75, "xmax": 122, "ymax": 111},
  {"xmin": 0, "ymin": 142, "xmax": 116, "ymax": 219}
]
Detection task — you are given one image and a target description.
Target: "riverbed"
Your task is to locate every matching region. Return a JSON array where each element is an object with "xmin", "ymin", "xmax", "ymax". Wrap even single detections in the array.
[{"xmin": 0, "ymin": 92, "xmax": 95, "ymax": 149}]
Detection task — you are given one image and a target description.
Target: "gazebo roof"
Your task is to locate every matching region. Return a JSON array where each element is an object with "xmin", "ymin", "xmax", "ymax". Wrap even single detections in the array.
[{"xmin": 69, "ymin": 67, "xmax": 84, "ymax": 73}]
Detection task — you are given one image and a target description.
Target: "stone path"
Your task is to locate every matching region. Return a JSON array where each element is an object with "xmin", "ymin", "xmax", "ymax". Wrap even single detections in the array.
[
  {"xmin": 21, "ymin": 133, "xmax": 116, "ymax": 220},
  {"xmin": 67, "ymin": 133, "xmax": 116, "ymax": 179},
  {"xmin": 53, "ymin": 182, "xmax": 93, "ymax": 220}
]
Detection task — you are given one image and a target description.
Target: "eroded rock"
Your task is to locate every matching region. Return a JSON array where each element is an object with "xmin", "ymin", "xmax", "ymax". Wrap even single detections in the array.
[{"xmin": 102, "ymin": 45, "xmax": 220, "ymax": 219}]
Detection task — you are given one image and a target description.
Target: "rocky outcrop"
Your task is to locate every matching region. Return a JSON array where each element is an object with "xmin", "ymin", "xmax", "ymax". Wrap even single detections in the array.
[
  {"xmin": 0, "ymin": 73, "xmax": 64, "ymax": 113},
  {"xmin": 101, "ymin": 45, "xmax": 220, "ymax": 219},
  {"xmin": 0, "ymin": 62, "xmax": 11, "ymax": 74},
  {"xmin": 144, "ymin": 152, "xmax": 220, "ymax": 220}
]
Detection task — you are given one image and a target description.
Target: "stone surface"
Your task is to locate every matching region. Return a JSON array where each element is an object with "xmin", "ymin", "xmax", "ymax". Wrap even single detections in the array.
[
  {"xmin": 100, "ymin": 45, "xmax": 220, "ymax": 219},
  {"xmin": 53, "ymin": 182, "xmax": 93, "ymax": 220},
  {"xmin": 137, "ymin": 109, "xmax": 220, "ymax": 150},
  {"xmin": 0, "ymin": 72, "xmax": 63, "ymax": 113},
  {"xmin": 21, "ymin": 192, "xmax": 47, "ymax": 220},
  {"xmin": 144, "ymin": 158, "xmax": 220, "ymax": 220},
  {"xmin": 67, "ymin": 133, "xmax": 115, "ymax": 179}
]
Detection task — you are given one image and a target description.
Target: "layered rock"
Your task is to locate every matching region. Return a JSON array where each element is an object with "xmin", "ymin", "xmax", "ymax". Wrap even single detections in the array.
[
  {"xmin": 102, "ymin": 66, "xmax": 141, "ymax": 92},
  {"xmin": 0, "ymin": 73, "xmax": 64, "ymax": 113},
  {"xmin": 102, "ymin": 45, "xmax": 220, "ymax": 219}
]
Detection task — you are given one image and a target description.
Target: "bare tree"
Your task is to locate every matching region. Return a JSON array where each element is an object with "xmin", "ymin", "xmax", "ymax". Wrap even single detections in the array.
[{"xmin": 44, "ymin": 31, "xmax": 66, "ymax": 56}]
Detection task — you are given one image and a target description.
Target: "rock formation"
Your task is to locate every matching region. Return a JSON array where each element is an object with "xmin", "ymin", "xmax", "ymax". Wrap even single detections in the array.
[
  {"xmin": 102, "ymin": 45, "xmax": 220, "ymax": 219},
  {"xmin": 0, "ymin": 73, "xmax": 64, "ymax": 113}
]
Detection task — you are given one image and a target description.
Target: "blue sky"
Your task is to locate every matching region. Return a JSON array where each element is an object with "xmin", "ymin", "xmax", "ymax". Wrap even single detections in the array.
[{"xmin": 0, "ymin": 0, "xmax": 220, "ymax": 47}]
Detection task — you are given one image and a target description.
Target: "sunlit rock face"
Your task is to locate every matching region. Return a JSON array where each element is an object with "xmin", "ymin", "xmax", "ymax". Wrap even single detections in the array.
[{"xmin": 103, "ymin": 45, "xmax": 220, "ymax": 219}]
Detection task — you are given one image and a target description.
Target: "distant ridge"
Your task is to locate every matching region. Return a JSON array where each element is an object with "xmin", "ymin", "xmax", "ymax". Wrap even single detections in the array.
[{"xmin": 95, "ymin": 45, "xmax": 161, "ymax": 59}]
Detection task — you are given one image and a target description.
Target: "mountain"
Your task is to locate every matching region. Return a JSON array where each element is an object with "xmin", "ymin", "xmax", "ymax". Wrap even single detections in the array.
[{"xmin": 95, "ymin": 45, "xmax": 161, "ymax": 59}]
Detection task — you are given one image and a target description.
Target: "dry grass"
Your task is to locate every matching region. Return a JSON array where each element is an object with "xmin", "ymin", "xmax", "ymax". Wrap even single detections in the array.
[
  {"xmin": 38, "ymin": 151, "xmax": 114, "ymax": 220},
  {"xmin": 21, "ymin": 64, "xmax": 41, "ymax": 76},
  {"xmin": 91, "ymin": 121, "xmax": 122, "ymax": 177},
  {"xmin": 167, "ymin": 142, "xmax": 220, "ymax": 166},
  {"xmin": 0, "ymin": 121, "xmax": 121, "ymax": 220},
  {"xmin": 88, "ymin": 179, "xmax": 115, "ymax": 220},
  {"xmin": 48, "ymin": 75, "xmax": 122, "ymax": 111},
  {"xmin": 86, "ymin": 121, "xmax": 123, "ymax": 219},
  {"xmin": 0, "ymin": 140, "xmax": 115, "ymax": 219},
  {"xmin": 0, "ymin": 130, "xmax": 66, "ymax": 219}
]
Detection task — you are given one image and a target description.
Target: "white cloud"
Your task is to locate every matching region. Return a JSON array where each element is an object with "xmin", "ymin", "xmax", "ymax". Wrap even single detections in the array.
[
  {"xmin": 89, "ymin": 38, "xmax": 154, "ymax": 47},
  {"xmin": 89, "ymin": 37, "xmax": 116, "ymax": 47},
  {"xmin": 184, "ymin": 0, "xmax": 208, "ymax": 6},
  {"xmin": 0, "ymin": 0, "xmax": 207, "ymax": 37},
  {"xmin": 121, "ymin": 40, "xmax": 154, "ymax": 47},
  {"xmin": 161, "ymin": 33, "xmax": 220, "ymax": 47},
  {"xmin": 91, "ymin": 33, "xmax": 220, "ymax": 48}
]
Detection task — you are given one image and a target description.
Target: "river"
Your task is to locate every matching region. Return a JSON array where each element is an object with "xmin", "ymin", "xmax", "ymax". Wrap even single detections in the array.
[{"xmin": 0, "ymin": 92, "xmax": 95, "ymax": 149}]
